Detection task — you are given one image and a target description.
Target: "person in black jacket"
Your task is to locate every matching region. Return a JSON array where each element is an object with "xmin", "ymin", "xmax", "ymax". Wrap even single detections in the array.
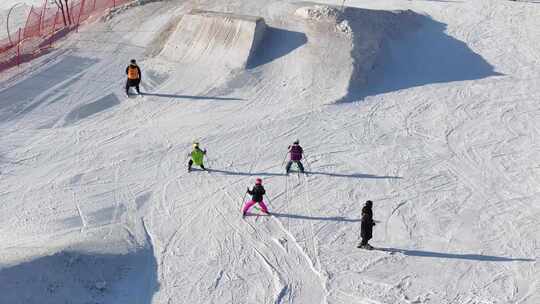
[
  {"xmin": 357, "ymin": 200, "xmax": 376, "ymax": 249},
  {"xmin": 242, "ymin": 178, "xmax": 270, "ymax": 217},
  {"xmin": 125, "ymin": 59, "xmax": 142, "ymax": 95}
]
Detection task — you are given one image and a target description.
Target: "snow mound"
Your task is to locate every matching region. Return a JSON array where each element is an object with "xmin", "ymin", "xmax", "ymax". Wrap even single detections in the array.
[
  {"xmin": 0, "ymin": 249, "xmax": 156, "ymax": 304},
  {"xmin": 295, "ymin": 5, "xmax": 342, "ymax": 22},
  {"xmin": 0, "ymin": 218, "xmax": 157, "ymax": 304},
  {"xmin": 160, "ymin": 10, "xmax": 266, "ymax": 70},
  {"xmin": 295, "ymin": 4, "xmax": 420, "ymax": 102}
]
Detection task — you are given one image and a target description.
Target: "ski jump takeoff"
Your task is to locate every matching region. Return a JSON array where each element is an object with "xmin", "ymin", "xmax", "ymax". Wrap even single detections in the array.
[
  {"xmin": 242, "ymin": 178, "xmax": 270, "ymax": 217},
  {"xmin": 188, "ymin": 142, "xmax": 207, "ymax": 172},
  {"xmin": 125, "ymin": 59, "xmax": 142, "ymax": 96},
  {"xmin": 286, "ymin": 140, "xmax": 305, "ymax": 174}
]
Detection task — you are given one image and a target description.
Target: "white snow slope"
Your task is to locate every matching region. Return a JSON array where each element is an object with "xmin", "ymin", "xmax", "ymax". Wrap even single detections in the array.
[{"xmin": 0, "ymin": 0, "xmax": 539, "ymax": 303}]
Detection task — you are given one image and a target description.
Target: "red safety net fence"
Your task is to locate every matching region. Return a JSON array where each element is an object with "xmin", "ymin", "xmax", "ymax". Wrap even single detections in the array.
[{"xmin": 0, "ymin": 0, "xmax": 132, "ymax": 73}]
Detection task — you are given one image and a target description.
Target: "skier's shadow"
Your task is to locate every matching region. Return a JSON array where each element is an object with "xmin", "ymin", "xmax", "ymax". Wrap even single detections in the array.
[
  {"xmin": 206, "ymin": 169, "xmax": 399, "ymax": 179},
  {"xmin": 270, "ymin": 212, "xmax": 361, "ymax": 222},
  {"xmin": 305, "ymin": 171, "xmax": 401, "ymax": 179},
  {"xmin": 376, "ymin": 248, "xmax": 535, "ymax": 262},
  {"xmin": 207, "ymin": 168, "xmax": 287, "ymax": 177},
  {"xmin": 140, "ymin": 92, "xmax": 243, "ymax": 101},
  {"xmin": 247, "ymin": 27, "xmax": 307, "ymax": 68},
  {"xmin": 0, "ymin": 250, "xmax": 158, "ymax": 303}
]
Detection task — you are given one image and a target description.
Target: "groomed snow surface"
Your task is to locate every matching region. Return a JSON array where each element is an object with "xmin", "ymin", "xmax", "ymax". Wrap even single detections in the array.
[{"xmin": 0, "ymin": 0, "xmax": 539, "ymax": 303}]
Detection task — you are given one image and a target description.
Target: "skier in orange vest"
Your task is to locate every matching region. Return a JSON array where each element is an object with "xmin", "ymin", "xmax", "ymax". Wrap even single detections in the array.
[{"xmin": 125, "ymin": 59, "xmax": 141, "ymax": 95}]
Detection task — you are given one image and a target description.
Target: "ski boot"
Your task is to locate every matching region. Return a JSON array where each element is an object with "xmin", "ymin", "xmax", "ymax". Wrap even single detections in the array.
[{"xmin": 357, "ymin": 244, "xmax": 374, "ymax": 250}]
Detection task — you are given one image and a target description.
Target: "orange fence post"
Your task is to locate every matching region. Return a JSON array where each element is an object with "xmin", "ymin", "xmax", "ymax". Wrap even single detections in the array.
[
  {"xmin": 22, "ymin": 6, "xmax": 33, "ymax": 39},
  {"xmin": 77, "ymin": 0, "xmax": 86, "ymax": 32},
  {"xmin": 50, "ymin": 11, "xmax": 59, "ymax": 48},
  {"xmin": 68, "ymin": 0, "xmax": 74, "ymax": 25},
  {"xmin": 16, "ymin": 28, "xmax": 21, "ymax": 66},
  {"xmin": 39, "ymin": 0, "xmax": 48, "ymax": 35}
]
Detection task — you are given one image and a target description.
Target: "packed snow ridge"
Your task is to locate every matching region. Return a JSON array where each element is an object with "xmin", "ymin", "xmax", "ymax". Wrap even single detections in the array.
[
  {"xmin": 295, "ymin": 4, "xmax": 420, "ymax": 101},
  {"xmin": 156, "ymin": 3, "xmax": 419, "ymax": 102},
  {"xmin": 161, "ymin": 10, "xmax": 266, "ymax": 70}
]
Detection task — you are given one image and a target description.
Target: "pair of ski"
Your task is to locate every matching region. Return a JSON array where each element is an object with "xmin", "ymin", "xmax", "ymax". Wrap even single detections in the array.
[
  {"xmin": 242, "ymin": 210, "xmax": 272, "ymax": 219},
  {"xmin": 187, "ymin": 168, "xmax": 210, "ymax": 173},
  {"xmin": 241, "ymin": 190, "xmax": 273, "ymax": 219},
  {"xmin": 357, "ymin": 244, "xmax": 375, "ymax": 250},
  {"xmin": 357, "ymin": 245, "xmax": 396, "ymax": 254},
  {"xmin": 126, "ymin": 93, "xmax": 143, "ymax": 98},
  {"xmin": 286, "ymin": 169, "xmax": 308, "ymax": 187},
  {"xmin": 286, "ymin": 167, "xmax": 308, "ymax": 176}
]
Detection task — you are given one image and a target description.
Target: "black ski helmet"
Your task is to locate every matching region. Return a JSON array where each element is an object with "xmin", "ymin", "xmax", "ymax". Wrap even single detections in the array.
[
  {"xmin": 293, "ymin": 139, "xmax": 299, "ymax": 145},
  {"xmin": 365, "ymin": 200, "xmax": 373, "ymax": 207},
  {"xmin": 130, "ymin": 59, "xmax": 136, "ymax": 64}
]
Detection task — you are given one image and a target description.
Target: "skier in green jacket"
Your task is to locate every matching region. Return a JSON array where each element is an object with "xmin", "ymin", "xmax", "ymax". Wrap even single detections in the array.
[{"xmin": 188, "ymin": 142, "xmax": 207, "ymax": 172}]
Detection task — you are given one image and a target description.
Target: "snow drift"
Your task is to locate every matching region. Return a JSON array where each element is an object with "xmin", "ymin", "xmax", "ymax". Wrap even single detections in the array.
[
  {"xmin": 160, "ymin": 9, "xmax": 266, "ymax": 70},
  {"xmin": 0, "ymin": 220, "xmax": 158, "ymax": 304},
  {"xmin": 294, "ymin": 3, "xmax": 419, "ymax": 102},
  {"xmin": 0, "ymin": 249, "xmax": 156, "ymax": 304}
]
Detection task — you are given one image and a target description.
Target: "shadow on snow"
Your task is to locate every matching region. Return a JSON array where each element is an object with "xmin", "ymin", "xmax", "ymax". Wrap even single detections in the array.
[
  {"xmin": 0, "ymin": 249, "xmax": 158, "ymax": 304},
  {"xmin": 271, "ymin": 212, "xmax": 361, "ymax": 222},
  {"xmin": 247, "ymin": 26, "xmax": 307, "ymax": 69},
  {"xmin": 64, "ymin": 93, "xmax": 120, "ymax": 126},
  {"xmin": 378, "ymin": 248, "xmax": 535, "ymax": 262},
  {"xmin": 207, "ymin": 168, "xmax": 400, "ymax": 179},
  {"xmin": 0, "ymin": 55, "xmax": 98, "ymax": 122},
  {"xmin": 141, "ymin": 92, "xmax": 244, "ymax": 101},
  {"xmin": 207, "ymin": 168, "xmax": 287, "ymax": 177},
  {"xmin": 341, "ymin": 11, "xmax": 503, "ymax": 101},
  {"xmin": 305, "ymin": 171, "xmax": 401, "ymax": 179}
]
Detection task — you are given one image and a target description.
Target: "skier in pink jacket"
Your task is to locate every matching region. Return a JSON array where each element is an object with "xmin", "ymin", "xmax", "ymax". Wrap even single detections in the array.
[{"xmin": 242, "ymin": 178, "xmax": 270, "ymax": 217}]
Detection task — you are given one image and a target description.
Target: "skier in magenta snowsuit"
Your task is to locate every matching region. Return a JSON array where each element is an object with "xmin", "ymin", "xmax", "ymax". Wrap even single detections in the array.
[
  {"xmin": 286, "ymin": 140, "xmax": 305, "ymax": 174},
  {"xmin": 242, "ymin": 178, "xmax": 270, "ymax": 217}
]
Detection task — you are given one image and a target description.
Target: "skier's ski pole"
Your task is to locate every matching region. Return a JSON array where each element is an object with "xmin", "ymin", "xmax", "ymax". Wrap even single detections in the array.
[
  {"xmin": 240, "ymin": 191, "xmax": 247, "ymax": 211},
  {"xmin": 205, "ymin": 156, "xmax": 213, "ymax": 167},
  {"xmin": 264, "ymin": 194, "xmax": 272, "ymax": 205},
  {"xmin": 281, "ymin": 153, "xmax": 288, "ymax": 168},
  {"xmin": 303, "ymin": 153, "xmax": 312, "ymax": 172}
]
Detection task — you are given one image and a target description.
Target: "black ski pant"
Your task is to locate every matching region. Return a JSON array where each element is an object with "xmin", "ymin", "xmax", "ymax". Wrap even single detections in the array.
[
  {"xmin": 286, "ymin": 160, "xmax": 304, "ymax": 173},
  {"xmin": 188, "ymin": 159, "xmax": 205, "ymax": 171},
  {"xmin": 360, "ymin": 237, "xmax": 370, "ymax": 246},
  {"xmin": 126, "ymin": 79, "xmax": 141, "ymax": 94},
  {"xmin": 360, "ymin": 222, "xmax": 373, "ymax": 246}
]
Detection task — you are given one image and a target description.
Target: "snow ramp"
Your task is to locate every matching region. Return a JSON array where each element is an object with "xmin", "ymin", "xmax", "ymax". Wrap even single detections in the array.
[
  {"xmin": 294, "ymin": 4, "xmax": 420, "ymax": 102},
  {"xmin": 160, "ymin": 10, "xmax": 266, "ymax": 70}
]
